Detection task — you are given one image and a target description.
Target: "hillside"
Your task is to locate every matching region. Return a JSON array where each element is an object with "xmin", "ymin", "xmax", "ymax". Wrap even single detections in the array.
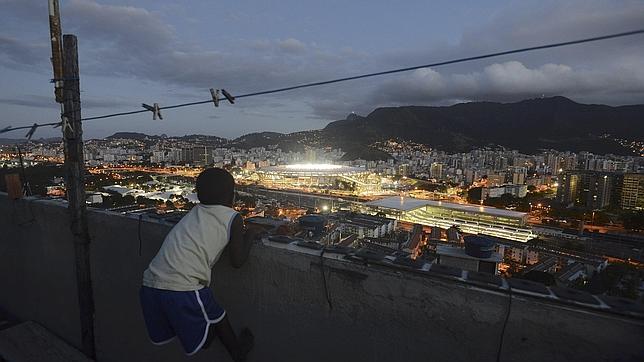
[{"xmin": 318, "ymin": 97, "xmax": 643, "ymax": 154}]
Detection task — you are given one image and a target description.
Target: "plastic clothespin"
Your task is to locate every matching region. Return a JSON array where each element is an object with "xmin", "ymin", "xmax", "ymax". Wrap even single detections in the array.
[
  {"xmin": 210, "ymin": 88, "xmax": 220, "ymax": 107},
  {"xmin": 142, "ymin": 103, "xmax": 163, "ymax": 120},
  {"xmin": 0, "ymin": 126, "xmax": 12, "ymax": 134},
  {"xmin": 221, "ymin": 89, "xmax": 235, "ymax": 104},
  {"xmin": 25, "ymin": 123, "xmax": 38, "ymax": 140}
]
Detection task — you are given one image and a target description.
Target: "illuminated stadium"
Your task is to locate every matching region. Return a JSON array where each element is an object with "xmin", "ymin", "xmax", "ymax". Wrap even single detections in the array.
[
  {"xmin": 364, "ymin": 196, "xmax": 536, "ymax": 242},
  {"xmin": 254, "ymin": 163, "xmax": 381, "ymax": 195}
]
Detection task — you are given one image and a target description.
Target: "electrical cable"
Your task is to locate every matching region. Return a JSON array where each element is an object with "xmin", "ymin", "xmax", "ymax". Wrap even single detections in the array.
[
  {"xmin": 137, "ymin": 213, "xmax": 143, "ymax": 257},
  {"xmin": 320, "ymin": 247, "xmax": 333, "ymax": 310},
  {"xmin": 0, "ymin": 29, "xmax": 643, "ymax": 135},
  {"xmin": 496, "ymin": 285, "xmax": 513, "ymax": 362}
]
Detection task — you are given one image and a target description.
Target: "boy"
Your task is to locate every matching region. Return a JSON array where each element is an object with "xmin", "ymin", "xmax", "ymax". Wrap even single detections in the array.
[{"xmin": 140, "ymin": 168, "xmax": 255, "ymax": 361}]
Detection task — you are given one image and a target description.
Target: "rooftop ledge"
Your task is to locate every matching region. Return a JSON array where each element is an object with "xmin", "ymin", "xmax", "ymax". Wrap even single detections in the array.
[{"xmin": 1, "ymin": 192, "xmax": 643, "ymax": 362}]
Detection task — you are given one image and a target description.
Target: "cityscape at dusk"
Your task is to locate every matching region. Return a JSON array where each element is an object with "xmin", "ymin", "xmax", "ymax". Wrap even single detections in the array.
[{"xmin": 0, "ymin": 1, "xmax": 643, "ymax": 361}]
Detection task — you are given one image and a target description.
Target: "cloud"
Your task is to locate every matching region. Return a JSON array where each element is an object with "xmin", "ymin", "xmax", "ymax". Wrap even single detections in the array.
[
  {"xmin": 306, "ymin": 0, "xmax": 644, "ymax": 118},
  {"xmin": 0, "ymin": 35, "xmax": 48, "ymax": 70},
  {"xmin": 370, "ymin": 60, "xmax": 644, "ymax": 106},
  {"xmin": 0, "ymin": 94, "xmax": 135, "ymax": 109},
  {"xmin": 65, "ymin": 0, "xmax": 175, "ymax": 53},
  {"xmin": 277, "ymin": 38, "xmax": 307, "ymax": 54},
  {"xmin": 0, "ymin": 0, "xmax": 47, "ymax": 24},
  {"xmin": 307, "ymin": 56, "xmax": 644, "ymax": 120},
  {"xmin": 51, "ymin": 0, "xmax": 357, "ymax": 95}
]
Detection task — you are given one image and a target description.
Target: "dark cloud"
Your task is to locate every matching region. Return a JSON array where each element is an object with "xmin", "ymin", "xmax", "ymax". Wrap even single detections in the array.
[
  {"xmin": 52, "ymin": 0, "xmax": 365, "ymax": 97},
  {"xmin": 0, "ymin": 35, "xmax": 48, "ymax": 70},
  {"xmin": 0, "ymin": 94, "xmax": 135, "ymax": 109}
]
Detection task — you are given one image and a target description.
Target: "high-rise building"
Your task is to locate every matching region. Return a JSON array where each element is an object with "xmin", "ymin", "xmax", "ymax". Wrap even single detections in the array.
[
  {"xmin": 192, "ymin": 146, "xmax": 212, "ymax": 165},
  {"xmin": 620, "ymin": 173, "xmax": 644, "ymax": 210},
  {"xmin": 581, "ymin": 172, "xmax": 613, "ymax": 210},
  {"xmin": 430, "ymin": 162, "xmax": 443, "ymax": 180},
  {"xmin": 557, "ymin": 171, "xmax": 614, "ymax": 210},
  {"xmin": 398, "ymin": 163, "xmax": 410, "ymax": 177},
  {"xmin": 557, "ymin": 173, "xmax": 579, "ymax": 207},
  {"xmin": 181, "ymin": 147, "xmax": 194, "ymax": 164},
  {"xmin": 511, "ymin": 166, "xmax": 527, "ymax": 185}
]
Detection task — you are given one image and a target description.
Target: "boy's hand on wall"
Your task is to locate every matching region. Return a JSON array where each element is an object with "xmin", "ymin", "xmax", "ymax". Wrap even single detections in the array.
[{"xmin": 244, "ymin": 225, "xmax": 263, "ymax": 243}]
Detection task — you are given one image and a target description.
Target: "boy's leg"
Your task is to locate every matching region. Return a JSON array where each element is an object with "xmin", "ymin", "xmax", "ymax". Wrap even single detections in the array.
[
  {"xmin": 139, "ymin": 286, "xmax": 176, "ymax": 345},
  {"xmin": 204, "ymin": 316, "xmax": 253, "ymax": 362}
]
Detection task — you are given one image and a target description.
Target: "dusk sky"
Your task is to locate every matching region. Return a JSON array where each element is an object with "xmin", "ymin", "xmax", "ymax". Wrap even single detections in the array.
[{"xmin": 1, "ymin": 0, "xmax": 643, "ymax": 139}]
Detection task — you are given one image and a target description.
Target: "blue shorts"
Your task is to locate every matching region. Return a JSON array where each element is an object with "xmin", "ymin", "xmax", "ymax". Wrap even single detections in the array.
[{"xmin": 139, "ymin": 286, "xmax": 226, "ymax": 355}]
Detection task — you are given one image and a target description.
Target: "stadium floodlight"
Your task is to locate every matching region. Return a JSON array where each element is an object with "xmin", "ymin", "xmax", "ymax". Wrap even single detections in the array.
[{"xmin": 284, "ymin": 163, "xmax": 344, "ymax": 171}]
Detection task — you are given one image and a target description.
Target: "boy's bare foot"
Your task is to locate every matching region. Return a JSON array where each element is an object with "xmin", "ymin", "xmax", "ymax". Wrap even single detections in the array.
[{"xmin": 235, "ymin": 328, "xmax": 254, "ymax": 362}]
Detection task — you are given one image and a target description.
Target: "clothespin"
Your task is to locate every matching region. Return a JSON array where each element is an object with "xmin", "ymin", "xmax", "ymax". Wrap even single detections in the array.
[
  {"xmin": 25, "ymin": 123, "xmax": 38, "ymax": 140},
  {"xmin": 54, "ymin": 117, "xmax": 74, "ymax": 135},
  {"xmin": 0, "ymin": 126, "xmax": 11, "ymax": 134},
  {"xmin": 142, "ymin": 103, "xmax": 163, "ymax": 120},
  {"xmin": 210, "ymin": 88, "xmax": 220, "ymax": 107},
  {"xmin": 221, "ymin": 89, "xmax": 235, "ymax": 104}
]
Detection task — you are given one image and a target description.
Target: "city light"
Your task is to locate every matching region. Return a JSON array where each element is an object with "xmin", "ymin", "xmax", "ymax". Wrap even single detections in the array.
[{"xmin": 283, "ymin": 163, "xmax": 343, "ymax": 171}]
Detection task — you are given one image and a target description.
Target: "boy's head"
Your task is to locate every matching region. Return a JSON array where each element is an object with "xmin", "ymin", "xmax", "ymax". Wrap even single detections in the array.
[{"xmin": 196, "ymin": 168, "xmax": 235, "ymax": 206}]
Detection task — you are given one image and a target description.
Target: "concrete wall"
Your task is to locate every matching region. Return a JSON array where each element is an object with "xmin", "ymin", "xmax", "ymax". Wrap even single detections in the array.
[
  {"xmin": 0, "ymin": 196, "xmax": 82, "ymax": 347},
  {"xmin": 1, "ymin": 193, "xmax": 643, "ymax": 362}
]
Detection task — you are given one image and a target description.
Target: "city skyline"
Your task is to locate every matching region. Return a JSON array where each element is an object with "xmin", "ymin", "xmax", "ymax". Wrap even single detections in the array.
[{"xmin": 1, "ymin": 0, "xmax": 644, "ymax": 139}]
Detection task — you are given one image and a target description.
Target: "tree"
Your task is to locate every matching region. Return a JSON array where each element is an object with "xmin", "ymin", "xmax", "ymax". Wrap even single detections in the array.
[
  {"xmin": 484, "ymin": 193, "xmax": 517, "ymax": 208},
  {"xmin": 122, "ymin": 194, "xmax": 135, "ymax": 206},
  {"xmin": 106, "ymin": 193, "xmax": 123, "ymax": 207},
  {"xmin": 622, "ymin": 211, "xmax": 644, "ymax": 231},
  {"xmin": 466, "ymin": 187, "xmax": 483, "ymax": 204}
]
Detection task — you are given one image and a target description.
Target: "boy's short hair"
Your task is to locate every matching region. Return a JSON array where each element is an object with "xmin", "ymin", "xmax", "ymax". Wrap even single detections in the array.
[{"xmin": 196, "ymin": 168, "xmax": 235, "ymax": 206}]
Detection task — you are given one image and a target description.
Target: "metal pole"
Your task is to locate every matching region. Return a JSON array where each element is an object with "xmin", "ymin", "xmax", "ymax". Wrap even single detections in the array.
[{"xmin": 62, "ymin": 34, "xmax": 96, "ymax": 359}]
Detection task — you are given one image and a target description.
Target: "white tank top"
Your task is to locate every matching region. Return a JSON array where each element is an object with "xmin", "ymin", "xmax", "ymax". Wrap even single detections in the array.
[{"xmin": 142, "ymin": 204, "xmax": 238, "ymax": 291}]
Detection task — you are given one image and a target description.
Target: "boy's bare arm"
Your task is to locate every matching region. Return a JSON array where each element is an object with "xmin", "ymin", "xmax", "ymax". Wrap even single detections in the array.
[{"xmin": 228, "ymin": 214, "xmax": 259, "ymax": 268}]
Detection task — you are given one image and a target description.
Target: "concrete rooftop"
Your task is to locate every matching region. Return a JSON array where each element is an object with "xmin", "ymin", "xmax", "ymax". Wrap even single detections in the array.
[{"xmin": 0, "ymin": 192, "xmax": 643, "ymax": 362}]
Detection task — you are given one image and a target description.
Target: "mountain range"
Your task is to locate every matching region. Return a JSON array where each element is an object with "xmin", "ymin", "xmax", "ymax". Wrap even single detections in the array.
[
  {"xmin": 228, "ymin": 96, "xmax": 643, "ymax": 157},
  {"xmin": 3, "ymin": 97, "xmax": 642, "ymax": 158}
]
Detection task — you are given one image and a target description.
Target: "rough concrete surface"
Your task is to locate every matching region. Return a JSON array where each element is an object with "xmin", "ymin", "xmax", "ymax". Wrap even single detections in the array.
[{"xmin": 0, "ymin": 321, "xmax": 91, "ymax": 362}]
